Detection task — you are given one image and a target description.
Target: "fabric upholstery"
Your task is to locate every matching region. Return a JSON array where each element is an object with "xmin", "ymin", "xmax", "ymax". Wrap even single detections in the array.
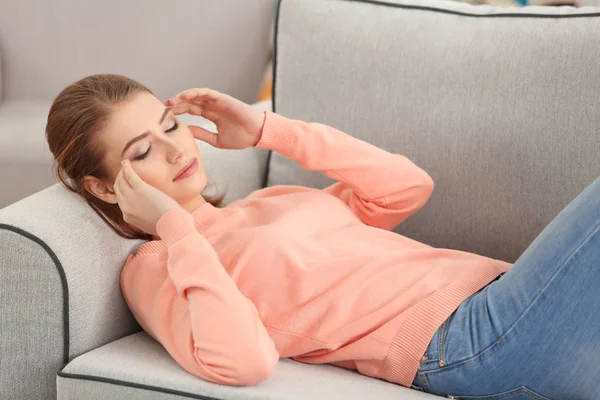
[
  {"xmin": 0, "ymin": 229, "xmax": 65, "ymax": 399},
  {"xmin": 58, "ymin": 332, "xmax": 439, "ymax": 400},
  {"xmin": 271, "ymin": 0, "xmax": 600, "ymax": 263},
  {"xmin": 0, "ymin": 185, "xmax": 144, "ymax": 400}
]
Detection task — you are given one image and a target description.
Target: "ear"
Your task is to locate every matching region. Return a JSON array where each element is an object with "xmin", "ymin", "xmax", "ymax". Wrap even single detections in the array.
[{"xmin": 83, "ymin": 176, "xmax": 118, "ymax": 204}]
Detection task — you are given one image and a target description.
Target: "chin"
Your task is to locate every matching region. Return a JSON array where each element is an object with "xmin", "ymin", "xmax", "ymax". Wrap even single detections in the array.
[{"xmin": 172, "ymin": 176, "xmax": 207, "ymax": 202}]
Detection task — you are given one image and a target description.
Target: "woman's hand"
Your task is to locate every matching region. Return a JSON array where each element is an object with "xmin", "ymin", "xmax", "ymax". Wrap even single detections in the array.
[
  {"xmin": 114, "ymin": 159, "xmax": 182, "ymax": 236},
  {"xmin": 165, "ymin": 88, "xmax": 265, "ymax": 150}
]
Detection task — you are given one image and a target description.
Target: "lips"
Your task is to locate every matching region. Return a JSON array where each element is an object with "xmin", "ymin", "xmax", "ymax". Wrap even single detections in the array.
[{"xmin": 173, "ymin": 159, "xmax": 196, "ymax": 181}]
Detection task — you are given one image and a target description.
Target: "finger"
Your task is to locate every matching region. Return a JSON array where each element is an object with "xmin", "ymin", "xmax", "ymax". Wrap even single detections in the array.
[
  {"xmin": 182, "ymin": 88, "xmax": 218, "ymax": 102},
  {"xmin": 114, "ymin": 166, "xmax": 131, "ymax": 199},
  {"xmin": 168, "ymin": 88, "xmax": 218, "ymax": 106},
  {"xmin": 189, "ymin": 125, "xmax": 219, "ymax": 148},
  {"xmin": 121, "ymin": 160, "xmax": 145, "ymax": 190},
  {"xmin": 113, "ymin": 182, "xmax": 131, "ymax": 224},
  {"xmin": 170, "ymin": 102, "xmax": 204, "ymax": 117},
  {"xmin": 173, "ymin": 102, "xmax": 222, "ymax": 123},
  {"xmin": 113, "ymin": 175, "xmax": 124, "ymax": 203},
  {"xmin": 113, "ymin": 170, "xmax": 129, "ymax": 208},
  {"xmin": 114, "ymin": 165, "xmax": 128, "ymax": 189},
  {"xmin": 167, "ymin": 89, "xmax": 205, "ymax": 106}
]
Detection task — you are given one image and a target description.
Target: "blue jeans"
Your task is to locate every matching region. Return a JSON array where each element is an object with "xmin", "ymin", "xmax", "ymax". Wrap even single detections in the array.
[{"xmin": 410, "ymin": 175, "xmax": 600, "ymax": 400}]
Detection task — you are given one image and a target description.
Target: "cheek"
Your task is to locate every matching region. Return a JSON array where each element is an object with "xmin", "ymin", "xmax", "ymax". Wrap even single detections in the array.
[
  {"xmin": 181, "ymin": 126, "xmax": 201, "ymax": 152},
  {"xmin": 134, "ymin": 163, "xmax": 171, "ymax": 190}
]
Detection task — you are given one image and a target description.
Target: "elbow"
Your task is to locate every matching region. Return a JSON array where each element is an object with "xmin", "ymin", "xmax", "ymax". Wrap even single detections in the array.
[
  {"xmin": 411, "ymin": 176, "xmax": 434, "ymax": 212},
  {"xmin": 422, "ymin": 174, "xmax": 435, "ymax": 200},
  {"xmin": 234, "ymin": 332, "xmax": 280, "ymax": 386},
  {"xmin": 196, "ymin": 349, "xmax": 278, "ymax": 387},
  {"xmin": 234, "ymin": 350, "xmax": 279, "ymax": 386},
  {"xmin": 423, "ymin": 171, "xmax": 434, "ymax": 190},
  {"xmin": 236, "ymin": 360, "xmax": 277, "ymax": 386},
  {"xmin": 427, "ymin": 177, "xmax": 435, "ymax": 196}
]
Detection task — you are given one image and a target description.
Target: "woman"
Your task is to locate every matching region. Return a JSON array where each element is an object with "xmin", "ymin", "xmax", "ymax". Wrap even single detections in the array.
[{"xmin": 46, "ymin": 74, "xmax": 600, "ymax": 399}]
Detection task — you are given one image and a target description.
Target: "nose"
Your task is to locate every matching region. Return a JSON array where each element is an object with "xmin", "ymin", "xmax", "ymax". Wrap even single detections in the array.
[{"xmin": 161, "ymin": 137, "xmax": 185, "ymax": 163}]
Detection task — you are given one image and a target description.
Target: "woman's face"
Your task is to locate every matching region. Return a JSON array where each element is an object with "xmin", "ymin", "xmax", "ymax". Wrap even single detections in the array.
[{"xmin": 88, "ymin": 91, "xmax": 207, "ymax": 208}]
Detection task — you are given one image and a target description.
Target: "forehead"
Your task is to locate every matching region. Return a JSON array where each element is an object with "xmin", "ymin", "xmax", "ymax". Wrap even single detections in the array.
[
  {"xmin": 99, "ymin": 91, "xmax": 165, "ymax": 168},
  {"xmin": 104, "ymin": 91, "xmax": 165, "ymax": 143}
]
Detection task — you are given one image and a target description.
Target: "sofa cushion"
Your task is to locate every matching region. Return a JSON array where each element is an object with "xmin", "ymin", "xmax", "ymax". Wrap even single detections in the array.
[
  {"xmin": 58, "ymin": 332, "xmax": 439, "ymax": 400},
  {"xmin": 270, "ymin": 0, "xmax": 600, "ymax": 263}
]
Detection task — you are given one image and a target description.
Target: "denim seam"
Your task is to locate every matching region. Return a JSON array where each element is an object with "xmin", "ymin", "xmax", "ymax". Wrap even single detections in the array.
[
  {"xmin": 524, "ymin": 386, "xmax": 554, "ymax": 400},
  {"xmin": 444, "ymin": 386, "xmax": 552, "ymax": 400},
  {"xmin": 421, "ymin": 329, "xmax": 504, "ymax": 375},
  {"xmin": 421, "ymin": 221, "xmax": 600, "ymax": 376},
  {"xmin": 438, "ymin": 316, "xmax": 449, "ymax": 363},
  {"xmin": 418, "ymin": 371, "xmax": 432, "ymax": 393},
  {"xmin": 421, "ymin": 312, "xmax": 455, "ymax": 367}
]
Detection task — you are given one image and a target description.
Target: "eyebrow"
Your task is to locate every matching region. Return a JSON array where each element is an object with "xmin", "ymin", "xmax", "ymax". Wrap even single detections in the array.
[{"xmin": 121, "ymin": 107, "xmax": 172, "ymax": 158}]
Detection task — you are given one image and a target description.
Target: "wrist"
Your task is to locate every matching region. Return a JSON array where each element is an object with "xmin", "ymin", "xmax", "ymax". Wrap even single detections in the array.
[
  {"xmin": 252, "ymin": 110, "xmax": 267, "ymax": 147},
  {"xmin": 157, "ymin": 203, "xmax": 181, "ymax": 223},
  {"xmin": 156, "ymin": 207, "xmax": 195, "ymax": 247}
]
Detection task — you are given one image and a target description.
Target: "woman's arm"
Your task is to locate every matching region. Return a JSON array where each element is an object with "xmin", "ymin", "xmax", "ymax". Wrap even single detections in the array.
[
  {"xmin": 163, "ymin": 88, "xmax": 433, "ymax": 231},
  {"xmin": 120, "ymin": 207, "xmax": 279, "ymax": 386},
  {"xmin": 255, "ymin": 111, "xmax": 435, "ymax": 230}
]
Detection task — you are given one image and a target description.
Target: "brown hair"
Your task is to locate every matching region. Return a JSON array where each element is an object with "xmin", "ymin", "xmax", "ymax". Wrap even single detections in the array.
[{"xmin": 46, "ymin": 74, "xmax": 226, "ymax": 241}]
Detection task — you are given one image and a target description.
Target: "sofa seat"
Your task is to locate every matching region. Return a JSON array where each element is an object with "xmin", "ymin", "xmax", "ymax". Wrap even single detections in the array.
[{"xmin": 57, "ymin": 332, "xmax": 439, "ymax": 400}]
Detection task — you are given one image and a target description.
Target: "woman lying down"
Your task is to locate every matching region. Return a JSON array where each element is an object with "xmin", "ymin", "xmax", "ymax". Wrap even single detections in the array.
[{"xmin": 45, "ymin": 73, "xmax": 600, "ymax": 399}]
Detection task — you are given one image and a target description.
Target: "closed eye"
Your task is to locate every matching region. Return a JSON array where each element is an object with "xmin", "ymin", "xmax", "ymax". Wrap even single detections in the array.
[
  {"xmin": 133, "ymin": 122, "xmax": 180, "ymax": 161},
  {"xmin": 166, "ymin": 122, "xmax": 179, "ymax": 133}
]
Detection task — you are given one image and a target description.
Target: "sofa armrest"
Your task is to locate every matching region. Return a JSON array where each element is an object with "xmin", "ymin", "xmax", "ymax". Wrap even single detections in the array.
[{"xmin": 0, "ymin": 185, "xmax": 143, "ymax": 399}]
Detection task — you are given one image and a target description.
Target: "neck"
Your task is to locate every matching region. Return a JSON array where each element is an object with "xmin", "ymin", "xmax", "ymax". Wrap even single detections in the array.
[{"xmin": 181, "ymin": 193, "xmax": 208, "ymax": 214}]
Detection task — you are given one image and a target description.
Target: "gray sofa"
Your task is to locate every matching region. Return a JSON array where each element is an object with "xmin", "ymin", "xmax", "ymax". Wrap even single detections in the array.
[{"xmin": 2, "ymin": 0, "xmax": 600, "ymax": 399}]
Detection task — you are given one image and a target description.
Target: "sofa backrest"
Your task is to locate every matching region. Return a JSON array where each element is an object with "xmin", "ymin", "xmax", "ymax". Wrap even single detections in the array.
[
  {"xmin": 0, "ymin": 0, "xmax": 275, "ymax": 103},
  {"xmin": 270, "ymin": 0, "xmax": 600, "ymax": 263}
]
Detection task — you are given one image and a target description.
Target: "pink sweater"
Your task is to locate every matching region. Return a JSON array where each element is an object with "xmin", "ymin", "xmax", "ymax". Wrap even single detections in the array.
[{"xmin": 120, "ymin": 111, "xmax": 513, "ymax": 387}]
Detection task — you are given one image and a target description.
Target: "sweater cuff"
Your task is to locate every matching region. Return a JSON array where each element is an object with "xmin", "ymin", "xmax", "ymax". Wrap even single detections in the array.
[
  {"xmin": 254, "ymin": 110, "xmax": 297, "ymax": 159},
  {"xmin": 156, "ymin": 207, "xmax": 196, "ymax": 247}
]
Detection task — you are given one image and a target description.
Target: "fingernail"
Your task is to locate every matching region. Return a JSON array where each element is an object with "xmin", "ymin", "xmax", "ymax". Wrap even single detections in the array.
[{"xmin": 121, "ymin": 160, "xmax": 125, "ymax": 165}]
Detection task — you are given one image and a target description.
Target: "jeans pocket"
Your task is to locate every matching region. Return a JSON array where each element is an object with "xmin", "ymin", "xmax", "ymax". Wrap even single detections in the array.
[{"xmin": 448, "ymin": 386, "xmax": 553, "ymax": 400}]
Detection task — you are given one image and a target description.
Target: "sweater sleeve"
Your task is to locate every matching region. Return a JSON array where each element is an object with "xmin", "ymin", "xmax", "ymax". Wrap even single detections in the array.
[
  {"xmin": 255, "ymin": 111, "xmax": 435, "ymax": 230},
  {"xmin": 120, "ymin": 207, "xmax": 279, "ymax": 386}
]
